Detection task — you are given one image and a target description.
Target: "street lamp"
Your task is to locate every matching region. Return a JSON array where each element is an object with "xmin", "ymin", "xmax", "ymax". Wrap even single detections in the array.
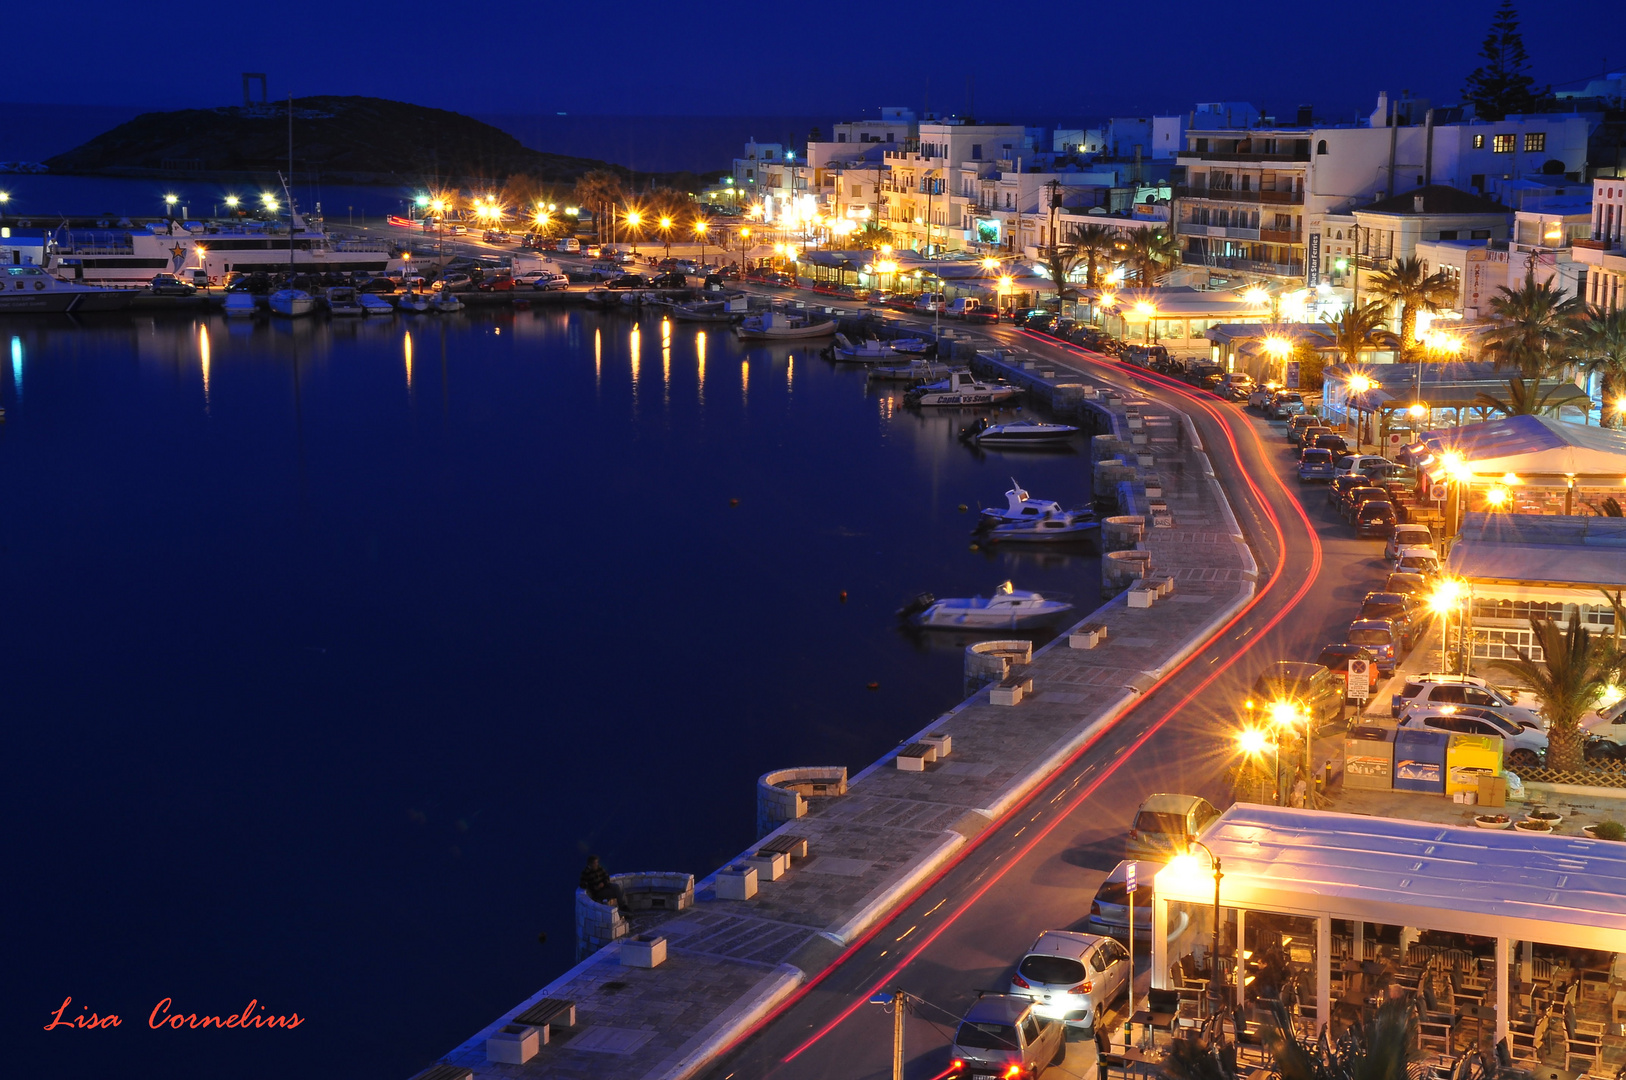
[
  {"xmin": 693, "ymin": 219, "xmax": 709, "ymax": 266},
  {"xmin": 659, "ymin": 215, "xmax": 673, "ymax": 259},
  {"xmin": 624, "ymin": 208, "xmax": 643, "ymax": 253},
  {"xmin": 1236, "ymin": 726, "xmax": 1279, "ymax": 805},
  {"xmin": 1429, "ymin": 577, "xmax": 1467, "ymax": 673},
  {"xmin": 1169, "ymin": 842, "xmax": 1225, "ymax": 1015},
  {"xmin": 1347, "ymin": 374, "xmax": 1374, "ymax": 450},
  {"xmin": 164, "ymin": 193, "xmax": 178, "ymax": 217}
]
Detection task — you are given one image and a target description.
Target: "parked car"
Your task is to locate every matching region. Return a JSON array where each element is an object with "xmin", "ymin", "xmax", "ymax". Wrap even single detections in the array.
[
  {"xmin": 1287, "ymin": 415, "xmax": 1322, "ymax": 444},
  {"xmin": 1335, "ymin": 454, "xmax": 1390, "ymax": 476},
  {"xmin": 533, "ymin": 271, "xmax": 569, "ymax": 291},
  {"xmin": 150, "ymin": 273, "xmax": 196, "ymax": 296},
  {"xmin": 1353, "ymin": 500, "xmax": 1397, "ymax": 538},
  {"xmin": 1251, "ymin": 660, "xmax": 1347, "ymax": 730},
  {"xmin": 649, "ymin": 271, "xmax": 688, "ymax": 288},
  {"xmin": 1385, "ymin": 524, "xmax": 1435, "ymax": 562},
  {"xmin": 1313, "ymin": 432, "xmax": 1350, "ymax": 457},
  {"xmin": 1358, "ymin": 591, "xmax": 1424, "ymax": 651},
  {"xmin": 605, "ymin": 274, "xmax": 648, "ymax": 289},
  {"xmin": 437, "ymin": 273, "xmax": 473, "ymax": 292},
  {"xmin": 1314, "ymin": 643, "xmax": 1380, "ymax": 702},
  {"xmin": 1396, "ymin": 706, "xmax": 1547, "ymax": 769},
  {"xmin": 1337, "ymin": 484, "xmax": 1387, "ymax": 522},
  {"xmin": 1581, "ymin": 697, "xmax": 1626, "ymax": 756},
  {"xmin": 1390, "ymin": 675, "xmax": 1538, "ymax": 719},
  {"xmin": 1394, "ymin": 546, "xmax": 1441, "ymax": 578},
  {"xmin": 1328, "ymin": 473, "xmax": 1368, "ymax": 509},
  {"xmin": 1298, "ymin": 447, "xmax": 1337, "ymax": 482},
  {"xmin": 476, "ymin": 275, "xmax": 515, "ymax": 291},
  {"xmin": 1346, "ymin": 618, "xmax": 1401, "ymax": 675},
  {"xmin": 947, "ymin": 297, "xmax": 984, "ymax": 319},
  {"xmin": 1269, "ymin": 394, "xmax": 1308, "ymax": 420},
  {"xmin": 1220, "ymin": 373, "xmax": 1256, "ymax": 401},
  {"xmin": 554, "ymin": 237, "xmax": 582, "ymax": 253},
  {"xmin": 914, "ymin": 292, "xmax": 948, "ymax": 313},
  {"xmin": 1087, "ymin": 859, "xmax": 1175, "ymax": 941},
  {"xmin": 1384, "ymin": 571, "xmax": 1429, "ymax": 598},
  {"xmin": 948, "ymin": 995, "xmax": 1066, "ymax": 1079},
  {"xmin": 1126, "ymin": 793, "xmax": 1221, "ymax": 860},
  {"xmin": 1010, "ymin": 931, "xmax": 1130, "ymax": 1031}
]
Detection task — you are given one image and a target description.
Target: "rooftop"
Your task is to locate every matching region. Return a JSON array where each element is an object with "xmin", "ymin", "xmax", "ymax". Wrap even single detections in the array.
[
  {"xmin": 1421, "ymin": 413, "xmax": 1626, "ymax": 478},
  {"xmin": 1357, "ymin": 185, "xmax": 1510, "ymax": 216}
]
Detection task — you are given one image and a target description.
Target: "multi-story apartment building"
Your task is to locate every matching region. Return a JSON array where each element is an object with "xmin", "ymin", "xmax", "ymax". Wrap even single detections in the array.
[
  {"xmin": 1175, "ymin": 128, "xmax": 1312, "ymax": 282},
  {"xmin": 876, "ymin": 120, "xmax": 1036, "ymax": 253},
  {"xmin": 1573, "ymin": 178, "xmax": 1626, "ymax": 312}
]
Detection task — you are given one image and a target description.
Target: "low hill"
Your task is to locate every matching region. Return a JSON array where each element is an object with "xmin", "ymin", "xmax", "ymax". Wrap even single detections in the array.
[{"xmin": 43, "ymin": 96, "xmax": 665, "ymax": 186}]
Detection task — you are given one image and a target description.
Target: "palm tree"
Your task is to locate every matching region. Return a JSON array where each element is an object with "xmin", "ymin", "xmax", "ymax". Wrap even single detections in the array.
[
  {"xmin": 1577, "ymin": 305, "xmax": 1626, "ymax": 427},
  {"xmin": 853, "ymin": 222, "xmax": 894, "ymax": 250},
  {"xmin": 1267, "ymin": 999, "xmax": 1418, "ymax": 1080},
  {"xmin": 1073, "ymin": 223, "xmax": 1118, "ymax": 289},
  {"xmin": 1482, "ymin": 272, "xmax": 1583, "ymax": 378},
  {"xmin": 1487, "ymin": 610, "xmax": 1622, "ymax": 771},
  {"xmin": 571, "ymin": 169, "xmax": 625, "ymax": 245},
  {"xmin": 1367, "ymin": 258, "xmax": 1457, "ymax": 364},
  {"xmin": 1041, "ymin": 241, "xmax": 1084, "ymax": 303},
  {"xmin": 1329, "ymin": 300, "xmax": 1389, "ymax": 367},
  {"xmin": 1124, "ymin": 227, "xmax": 1179, "ymax": 285},
  {"xmin": 1471, "ymin": 376, "xmax": 1565, "ymax": 417}
]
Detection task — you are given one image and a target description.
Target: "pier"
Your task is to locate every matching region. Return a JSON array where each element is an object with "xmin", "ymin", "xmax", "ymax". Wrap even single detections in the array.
[{"xmin": 409, "ymin": 343, "xmax": 1259, "ymax": 1080}]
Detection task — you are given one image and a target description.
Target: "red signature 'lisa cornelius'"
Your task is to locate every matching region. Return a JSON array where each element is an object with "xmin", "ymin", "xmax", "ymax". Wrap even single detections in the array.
[{"xmin": 45, "ymin": 997, "xmax": 305, "ymax": 1030}]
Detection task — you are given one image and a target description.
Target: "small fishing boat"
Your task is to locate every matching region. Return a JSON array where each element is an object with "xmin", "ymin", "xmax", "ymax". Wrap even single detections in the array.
[
  {"xmin": 827, "ymin": 333, "xmax": 893, "ymax": 362},
  {"xmin": 734, "ymin": 310, "xmax": 837, "ymax": 340},
  {"xmin": 867, "ymin": 359, "xmax": 956, "ymax": 383},
  {"xmin": 325, "ymin": 286, "xmax": 364, "ymax": 316},
  {"xmin": 984, "ymin": 509, "xmax": 1099, "ymax": 544},
  {"xmin": 977, "ymin": 479, "xmax": 1083, "ymax": 529},
  {"xmin": 267, "ymin": 288, "xmax": 315, "ymax": 317},
  {"xmin": 906, "ymin": 370, "xmax": 1021, "ymax": 407},
  {"xmin": 0, "ymin": 265, "xmax": 133, "ymax": 313},
  {"xmin": 961, "ymin": 418, "xmax": 1080, "ymax": 447},
  {"xmin": 359, "ymin": 292, "xmax": 394, "ymax": 316},
  {"xmin": 223, "ymin": 292, "xmax": 258, "ymax": 318},
  {"xmin": 428, "ymin": 292, "xmax": 465, "ymax": 314},
  {"xmin": 889, "ymin": 337, "xmax": 932, "ymax": 354},
  {"xmin": 670, "ymin": 298, "xmax": 740, "ymax": 323},
  {"xmin": 397, "ymin": 290, "xmax": 430, "ymax": 314},
  {"xmin": 901, "ymin": 581, "xmax": 1074, "ymax": 629}
]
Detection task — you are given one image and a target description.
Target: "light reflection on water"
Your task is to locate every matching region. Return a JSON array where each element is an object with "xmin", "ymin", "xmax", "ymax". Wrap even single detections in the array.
[{"xmin": 0, "ymin": 304, "xmax": 1099, "ymax": 1080}]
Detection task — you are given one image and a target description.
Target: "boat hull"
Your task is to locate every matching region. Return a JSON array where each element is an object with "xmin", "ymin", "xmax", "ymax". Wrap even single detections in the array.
[
  {"xmin": 984, "ymin": 523, "xmax": 1099, "ymax": 543},
  {"xmin": 914, "ymin": 604, "xmax": 1074, "ymax": 629},
  {"xmin": 735, "ymin": 323, "xmax": 837, "ymax": 340},
  {"xmin": 914, "ymin": 390, "xmax": 1021, "ymax": 407},
  {"xmin": 0, "ymin": 290, "xmax": 133, "ymax": 314}
]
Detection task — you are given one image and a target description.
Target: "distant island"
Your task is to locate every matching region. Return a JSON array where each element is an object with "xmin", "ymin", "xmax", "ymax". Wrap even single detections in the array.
[{"xmin": 44, "ymin": 95, "xmax": 704, "ymax": 188}]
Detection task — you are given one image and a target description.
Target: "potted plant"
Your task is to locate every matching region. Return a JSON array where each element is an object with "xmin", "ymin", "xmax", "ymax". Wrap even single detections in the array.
[
  {"xmin": 1473, "ymin": 813, "xmax": 1512, "ymax": 829},
  {"xmin": 1527, "ymin": 808, "xmax": 1563, "ymax": 826},
  {"xmin": 1514, "ymin": 818, "xmax": 1553, "ymax": 832},
  {"xmin": 1583, "ymin": 820, "xmax": 1625, "ymax": 841}
]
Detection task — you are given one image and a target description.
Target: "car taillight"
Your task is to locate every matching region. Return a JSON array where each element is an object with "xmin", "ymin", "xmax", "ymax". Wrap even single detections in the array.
[
  {"xmin": 1128, "ymin": 828, "xmax": 1138, "ymax": 840},
  {"xmin": 952, "ymin": 1060, "xmax": 965, "ymax": 1073},
  {"xmin": 1012, "ymin": 974, "xmax": 1030, "ymax": 989},
  {"xmin": 1069, "ymin": 981, "xmax": 1093, "ymax": 995},
  {"xmin": 1090, "ymin": 901, "xmax": 1101, "ymax": 916},
  {"xmin": 1005, "ymin": 1067, "xmax": 1023, "ymax": 1079}
]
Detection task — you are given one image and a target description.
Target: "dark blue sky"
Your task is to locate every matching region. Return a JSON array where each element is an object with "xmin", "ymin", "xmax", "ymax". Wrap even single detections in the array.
[{"xmin": 4, "ymin": 0, "xmax": 1613, "ymax": 123}]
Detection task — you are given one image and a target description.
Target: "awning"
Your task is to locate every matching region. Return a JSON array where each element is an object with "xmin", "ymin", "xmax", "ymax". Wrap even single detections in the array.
[{"xmin": 1420, "ymin": 414, "xmax": 1626, "ymax": 481}]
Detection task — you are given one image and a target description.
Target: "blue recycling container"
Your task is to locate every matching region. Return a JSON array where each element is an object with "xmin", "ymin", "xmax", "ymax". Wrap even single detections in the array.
[{"xmin": 1393, "ymin": 729, "xmax": 1449, "ymax": 793}]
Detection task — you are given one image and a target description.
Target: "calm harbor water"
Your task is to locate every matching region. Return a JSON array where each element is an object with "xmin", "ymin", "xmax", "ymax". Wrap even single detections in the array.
[{"xmin": 2, "ymin": 306, "xmax": 1097, "ymax": 1080}]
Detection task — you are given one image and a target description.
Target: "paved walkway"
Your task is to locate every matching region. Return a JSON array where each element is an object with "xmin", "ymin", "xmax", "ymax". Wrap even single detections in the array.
[{"xmin": 412, "ymin": 347, "xmax": 1257, "ymax": 1080}]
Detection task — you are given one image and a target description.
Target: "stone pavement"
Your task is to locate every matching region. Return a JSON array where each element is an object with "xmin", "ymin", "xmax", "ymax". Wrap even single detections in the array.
[{"xmin": 412, "ymin": 350, "xmax": 1258, "ymax": 1080}]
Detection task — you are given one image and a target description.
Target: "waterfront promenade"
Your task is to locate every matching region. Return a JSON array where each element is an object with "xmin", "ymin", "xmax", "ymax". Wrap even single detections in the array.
[{"xmin": 412, "ymin": 342, "xmax": 1259, "ymax": 1080}]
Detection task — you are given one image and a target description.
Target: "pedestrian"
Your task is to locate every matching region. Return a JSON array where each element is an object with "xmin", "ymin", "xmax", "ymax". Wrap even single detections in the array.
[{"xmin": 579, "ymin": 855, "xmax": 626, "ymax": 910}]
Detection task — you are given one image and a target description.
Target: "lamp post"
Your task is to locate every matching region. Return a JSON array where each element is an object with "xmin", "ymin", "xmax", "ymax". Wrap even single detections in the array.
[
  {"xmin": 694, "ymin": 219, "xmax": 708, "ymax": 268},
  {"xmin": 1430, "ymin": 577, "xmax": 1466, "ymax": 674},
  {"xmin": 659, "ymin": 215, "xmax": 673, "ymax": 259},
  {"xmin": 1188, "ymin": 840, "xmax": 1224, "ymax": 1016},
  {"xmin": 1237, "ymin": 722, "xmax": 1279, "ymax": 805},
  {"xmin": 1347, "ymin": 374, "xmax": 1374, "ymax": 452},
  {"xmin": 624, "ymin": 208, "xmax": 642, "ymax": 253}
]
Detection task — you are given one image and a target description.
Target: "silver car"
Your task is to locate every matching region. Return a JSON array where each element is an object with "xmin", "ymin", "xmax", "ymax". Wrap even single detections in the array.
[
  {"xmin": 1397, "ymin": 705, "xmax": 1547, "ymax": 769},
  {"xmin": 949, "ymin": 994, "xmax": 1066, "ymax": 1079},
  {"xmin": 1010, "ymin": 930, "xmax": 1130, "ymax": 1031}
]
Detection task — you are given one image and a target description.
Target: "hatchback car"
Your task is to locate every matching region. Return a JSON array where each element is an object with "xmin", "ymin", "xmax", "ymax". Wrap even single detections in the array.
[
  {"xmin": 1384, "ymin": 571, "xmax": 1428, "ymax": 598},
  {"xmin": 1286, "ymin": 414, "xmax": 1320, "ymax": 441},
  {"xmin": 1358, "ymin": 592, "xmax": 1422, "ymax": 650},
  {"xmin": 1298, "ymin": 447, "xmax": 1337, "ymax": 482},
  {"xmin": 606, "ymin": 274, "xmax": 648, "ymax": 289},
  {"xmin": 1329, "ymin": 473, "xmax": 1367, "ymax": 509},
  {"xmin": 949, "ymin": 995, "xmax": 1066, "ymax": 1079},
  {"xmin": 1353, "ymin": 500, "xmax": 1397, "ymax": 537},
  {"xmin": 1010, "ymin": 930, "xmax": 1130, "ymax": 1030},
  {"xmin": 1397, "ymin": 706, "xmax": 1547, "ymax": 768},
  {"xmin": 1385, "ymin": 524, "xmax": 1434, "ymax": 562},
  {"xmin": 1314, "ymin": 643, "xmax": 1380, "ymax": 702},
  {"xmin": 1394, "ymin": 546, "xmax": 1441, "ymax": 578},
  {"xmin": 1346, "ymin": 618, "xmax": 1400, "ymax": 675},
  {"xmin": 1087, "ymin": 859, "xmax": 1170, "ymax": 941},
  {"xmin": 149, "ymin": 273, "xmax": 196, "ymax": 296},
  {"xmin": 1340, "ymin": 485, "xmax": 1389, "ymax": 522},
  {"xmin": 1335, "ymin": 454, "xmax": 1391, "ymax": 477},
  {"xmin": 1313, "ymin": 432, "xmax": 1350, "ymax": 457},
  {"xmin": 1126, "ymin": 793, "xmax": 1221, "ymax": 860}
]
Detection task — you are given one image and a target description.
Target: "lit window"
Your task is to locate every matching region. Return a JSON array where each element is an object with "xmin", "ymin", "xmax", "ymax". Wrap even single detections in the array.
[
  {"xmin": 1523, "ymin": 133, "xmax": 1546, "ymax": 152},
  {"xmin": 1472, "ymin": 135, "xmax": 1484, "ymax": 149},
  {"xmin": 1492, "ymin": 134, "xmax": 1516, "ymax": 154}
]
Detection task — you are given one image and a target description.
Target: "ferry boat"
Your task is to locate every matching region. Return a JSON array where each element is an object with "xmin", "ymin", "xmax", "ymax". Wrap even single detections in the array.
[
  {"xmin": 45, "ymin": 211, "xmax": 404, "ymax": 286},
  {"xmin": 0, "ymin": 264, "xmax": 133, "ymax": 313}
]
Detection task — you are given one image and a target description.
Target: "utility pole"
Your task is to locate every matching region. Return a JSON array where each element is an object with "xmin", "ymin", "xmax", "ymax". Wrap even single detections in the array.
[{"xmin": 891, "ymin": 987, "xmax": 906, "ymax": 1080}]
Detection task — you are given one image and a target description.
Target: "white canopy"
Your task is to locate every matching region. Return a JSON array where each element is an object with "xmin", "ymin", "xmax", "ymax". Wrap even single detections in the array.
[{"xmin": 1422, "ymin": 414, "xmax": 1626, "ymax": 482}]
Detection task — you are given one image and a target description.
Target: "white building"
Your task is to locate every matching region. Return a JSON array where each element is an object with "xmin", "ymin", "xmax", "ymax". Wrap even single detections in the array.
[{"xmin": 1573, "ymin": 178, "xmax": 1626, "ymax": 312}]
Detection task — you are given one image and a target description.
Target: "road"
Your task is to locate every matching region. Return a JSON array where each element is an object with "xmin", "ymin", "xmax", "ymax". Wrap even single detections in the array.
[{"xmin": 694, "ymin": 322, "xmax": 1397, "ymax": 1080}]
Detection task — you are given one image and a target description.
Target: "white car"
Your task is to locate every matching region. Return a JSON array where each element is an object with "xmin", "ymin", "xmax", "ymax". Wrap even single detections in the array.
[
  {"xmin": 1582, "ymin": 697, "xmax": 1626, "ymax": 757},
  {"xmin": 1010, "ymin": 930, "xmax": 1130, "ymax": 1031},
  {"xmin": 1390, "ymin": 675, "xmax": 1539, "ymax": 718},
  {"xmin": 1385, "ymin": 524, "xmax": 1434, "ymax": 562},
  {"xmin": 1088, "ymin": 859, "xmax": 1191, "ymax": 942},
  {"xmin": 1336, "ymin": 454, "xmax": 1391, "ymax": 477},
  {"xmin": 1393, "ymin": 545, "xmax": 1440, "ymax": 577},
  {"xmin": 1396, "ymin": 705, "xmax": 1547, "ymax": 769}
]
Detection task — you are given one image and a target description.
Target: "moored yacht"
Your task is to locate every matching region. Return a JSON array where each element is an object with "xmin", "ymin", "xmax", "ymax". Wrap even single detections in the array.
[
  {"xmin": 906, "ymin": 370, "xmax": 1021, "ymax": 407},
  {"xmin": 268, "ymin": 288, "xmax": 315, "ymax": 317},
  {"xmin": 961, "ymin": 418, "xmax": 1080, "ymax": 447},
  {"xmin": 901, "ymin": 581, "xmax": 1074, "ymax": 629}
]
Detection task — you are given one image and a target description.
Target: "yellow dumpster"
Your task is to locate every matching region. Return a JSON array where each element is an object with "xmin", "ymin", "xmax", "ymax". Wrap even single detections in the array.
[{"xmin": 1446, "ymin": 733, "xmax": 1503, "ymax": 796}]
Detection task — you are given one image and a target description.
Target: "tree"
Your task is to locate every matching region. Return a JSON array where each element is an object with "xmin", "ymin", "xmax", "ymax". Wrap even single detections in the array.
[
  {"xmin": 1487, "ymin": 610, "xmax": 1623, "ymax": 771},
  {"xmin": 1577, "ymin": 305, "xmax": 1626, "ymax": 427},
  {"xmin": 571, "ymin": 169, "xmax": 625, "ymax": 244},
  {"xmin": 1290, "ymin": 342, "xmax": 1328, "ymax": 391},
  {"xmin": 1124, "ymin": 227, "xmax": 1179, "ymax": 285},
  {"xmin": 1329, "ymin": 300, "xmax": 1389, "ymax": 367},
  {"xmin": 1367, "ymin": 258, "xmax": 1457, "ymax": 364},
  {"xmin": 1041, "ymin": 241, "xmax": 1084, "ymax": 302},
  {"xmin": 1482, "ymin": 273, "xmax": 1582, "ymax": 378},
  {"xmin": 1471, "ymin": 376, "xmax": 1565, "ymax": 416},
  {"xmin": 1462, "ymin": 0, "xmax": 1540, "ymax": 121},
  {"xmin": 852, "ymin": 221, "xmax": 894, "ymax": 250},
  {"xmin": 1072, "ymin": 223, "xmax": 1118, "ymax": 289}
]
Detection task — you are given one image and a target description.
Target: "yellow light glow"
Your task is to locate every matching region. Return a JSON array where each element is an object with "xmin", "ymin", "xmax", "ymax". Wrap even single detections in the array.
[
  {"xmin": 1268, "ymin": 701, "xmax": 1300, "ymax": 728},
  {"xmin": 1502, "ymin": 473, "xmax": 1521, "ymax": 485},
  {"xmin": 694, "ymin": 221, "xmax": 709, "ymax": 235},
  {"xmin": 1409, "ymin": 403, "xmax": 1428, "ymax": 417},
  {"xmin": 981, "ymin": 257, "xmax": 999, "ymax": 270},
  {"xmin": 997, "ymin": 274, "xmax": 1013, "ymax": 291},
  {"xmin": 1429, "ymin": 578, "xmax": 1464, "ymax": 614},
  {"xmin": 1485, "ymin": 485, "xmax": 1509, "ymax": 506},
  {"xmin": 1242, "ymin": 286, "xmax": 1269, "ymax": 306},
  {"xmin": 1237, "ymin": 728, "xmax": 1270, "ymax": 755},
  {"xmin": 773, "ymin": 243, "xmax": 785, "ymax": 254},
  {"xmin": 659, "ymin": 216, "xmax": 673, "ymax": 229},
  {"xmin": 225, "ymin": 195, "xmax": 239, "ymax": 208},
  {"xmin": 1600, "ymin": 683, "xmax": 1625, "ymax": 708},
  {"xmin": 165, "ymin": 194, "xmax": 178, "ymax": 205},
  {"xmin": 1348, "ymin": 375, "xmax": 1374, "ymax": 393},
  {"xmin": 1098, "ymin": 292, "xmax": 1117, "ymax": 308},
  {"xmin": 1263, "ymin": 336, "xmax": 1292, "ymax": 358},
  {"xmin": 740, "ymin": 227, "xmax": 751, "ymax": 239},
  {"xmin": 625, "ymin": 210, "xmax": 642, "ymax": 226},
  {"xmin": 880, "ymin": 244, "xmax": 893, "ymax": 255}
]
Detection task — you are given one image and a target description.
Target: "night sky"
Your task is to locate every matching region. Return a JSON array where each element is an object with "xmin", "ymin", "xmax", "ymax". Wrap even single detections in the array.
[{"xmin": 3, "ymin": 0, "xmax": 1614, "ymax": 124}]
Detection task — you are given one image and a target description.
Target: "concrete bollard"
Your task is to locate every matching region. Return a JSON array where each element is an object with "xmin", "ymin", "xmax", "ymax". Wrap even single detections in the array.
[
  {"xmin": 756, "ymin": 767, "xmax": 848, "ymax": 838},
  {"xmin": 964, "ymin": 639, "xmax": 1033, "ymax": 692},
  {"xmin": 1103, "ymin": 549, "xmax": 1152, "ymax": 599},
  {"xmin": 1101, "ymin": 515, "xmax": 1147, "ymax": 553}
]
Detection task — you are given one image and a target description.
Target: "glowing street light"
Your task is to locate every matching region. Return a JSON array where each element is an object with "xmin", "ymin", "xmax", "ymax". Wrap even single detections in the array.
[
  {"xmin": 225, "ymin": 195, "xmax": 239, "ymax": 210},
  {"xmin": 1242, "ymin": 286, "xmax": 1269, "ymax": 307},
  {"xmin": 1429, "ymin": 577, "xmax": 1468, "ymax": 672}
]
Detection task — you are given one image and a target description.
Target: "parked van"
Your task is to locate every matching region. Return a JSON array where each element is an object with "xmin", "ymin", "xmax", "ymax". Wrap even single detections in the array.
[
  {"xmin": 948, "ymin": 297, "xmax": 983, "ymax": 318},
  {"xmin": 1125, "ymin": 793, "xmax": 1221, "ymax": 860},
  {"xmin": 914, "ymin": 292, "xmax": 947, "ymax": 312},
  {"xmin": 554, "ymin": 237, "xmax": 581, "ymax": 253}
]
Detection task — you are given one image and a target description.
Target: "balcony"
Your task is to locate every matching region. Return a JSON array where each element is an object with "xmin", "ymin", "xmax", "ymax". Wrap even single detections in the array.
[
  {"xmin": 1573, "ymin": 237, "xmax": 1615, "ymax": 250},
  {"xmin": 1174, "ymin": 186, "xmax": 1304, "ymax": 205},
  {"xmin": 1177, "ymin": 149, "xmax": 1311, "ymax": 163},
  {"xmin": 1181, "ymin": 223, "xmax": 1260, "ymax": 241},
  {"xmin": 1182, "ymin": 251, "xmax": 1305, "ymax": 278},
  {"xmin": 1259, "ymin": 228, "xmax": 1302, "ymax": 245}
]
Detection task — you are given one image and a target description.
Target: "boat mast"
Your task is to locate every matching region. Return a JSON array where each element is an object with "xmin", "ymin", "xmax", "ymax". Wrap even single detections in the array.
[{"xmin": 288, "ymin": 93, "xmax": 295, "ymax": 275}]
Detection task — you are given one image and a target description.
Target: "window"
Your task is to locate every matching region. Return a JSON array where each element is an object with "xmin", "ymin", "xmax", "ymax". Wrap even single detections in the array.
[
  {"xmin": 837, "ymin": 133, "xmax": 846, "ymax": 143},
  {"xmin": 1090, "ymin": 949, "xmax": 1109, "ymax": 973},
  {"xmin": 886, "ymin": 132, "xmax": 893, "ymax": 143},
  {"xmin": 1317, "ymin": 139, "xmax": 1327, "ymax": 155},
  {"xmin": 1524, "ymin": 132, "xmax": 1546, "ymax": 152},
  {"xmin": 1470, "ymin": 174, "xmax": 1485, "ymax": 190},
  {"xmin": 1471, "ymin": 229, "xmax": 1492, "ymax": 239},
  {"xmin": 1195, "ymin": 138, "xmax": 1209, "ymax": 152},
  {"xmin": 1020, "ymin": 955, "xmax": 1086, "ymax": 984},
  {"xmin": 971, "ymin": 144, "xmax": 982, "ymax": 160},
  {"xmin": 1473, "ymin": 135, "xmax": 1485, "ymax": 149},
  {"xmin": 1492, "ymin": 134, "xmax": 1516, "ymax": 153},
  {"xmin": 1439, "ymin": 230, "xmax": 1458, "ymax": 239},
  {"xmin": 1021, "ymin": 1018, "xmax": 1040, "ymax": 1045}
]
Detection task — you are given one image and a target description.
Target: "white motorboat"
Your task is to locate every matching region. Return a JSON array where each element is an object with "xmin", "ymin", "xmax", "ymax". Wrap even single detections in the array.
[
  {"xmin": 0, "ymin": 265, "xmax": 133, "ymax": 313},
  {"xmin": 961, "ymin": 418, "xmax": 1080, "ymax": 447},
  {"xmin": 903, "ymin": 581, "xmax": 1074, "ymax": 629},
  {"xmin": 984, "ymin": 509, "xmax": 1099, "ymax": 544},
  {"xmin": 397, "ymin": 290, "xmax": 430, "ymax": 314},
  {"xmin": 325, "ymin": 286, "xmax": 364, "ymax": 316},
  {"xmin": 868, "ymin": 359, "xmax": 956, "ymax": 383},
  {"xmin": 827, "ymin": 333, "xmax": 892, "ymax": 362},
  {"xmin": 977, "ymin": 479, "xmax": 1072, "ymax": 529},
  {"xmin": 358, "ymin": 292, "xmax": 394, "ymax": 316},
  {"xmin": 889, "ymin": 337, "xmax": 932, "ymax": 354},
  {"xmin": 906, "ymin": 370, "xmax": 1022, "ymax": 407},
  {"xmin": 734, "ymin": 310, "xmax": 836, "ymax": 340},
  {"xmin": 223, "ymin": 291, "xmax": 258, "ymax": 318},
  {"xmin": 428, "ymin": 293, "xmax": 465, "ymax": 314},
  {"xmin": 268, "ymin": 288, "xmax": 315, "ymax": 317}
]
